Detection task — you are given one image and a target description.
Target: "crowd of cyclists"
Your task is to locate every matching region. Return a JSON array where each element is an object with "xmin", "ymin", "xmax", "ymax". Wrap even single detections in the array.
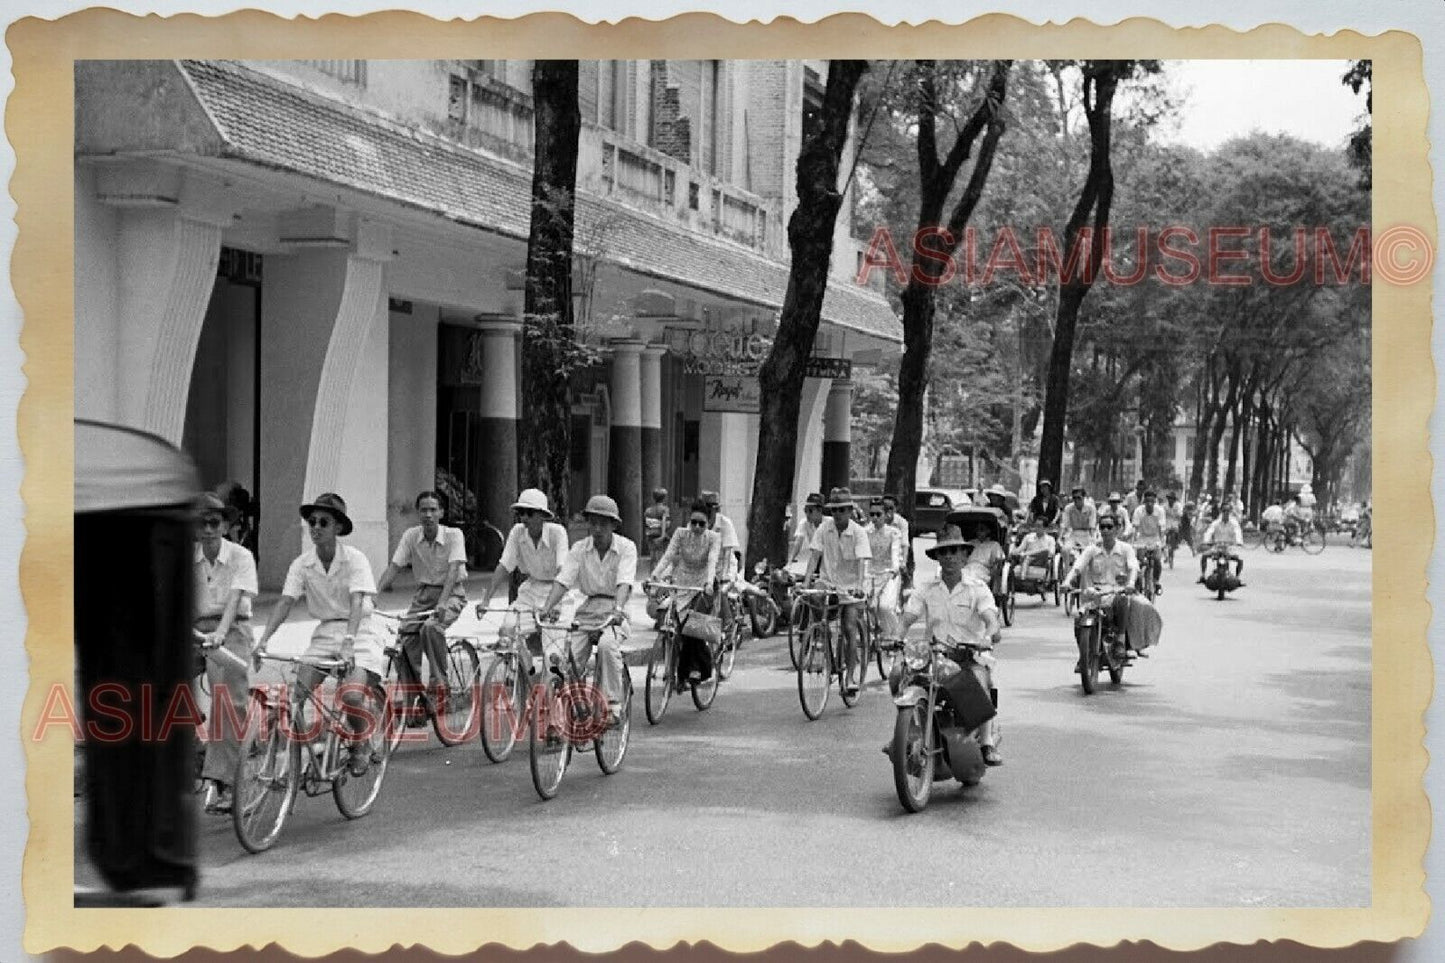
[{"xmin": 187, "ymin": 472, "xmax": 1367, "ymax": 821}]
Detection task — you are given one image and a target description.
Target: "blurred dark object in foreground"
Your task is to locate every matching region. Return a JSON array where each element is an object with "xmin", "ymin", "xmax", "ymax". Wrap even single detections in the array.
[{"xmin": 74, "ymin": 420, "xmax": 200, "ymax": 902}]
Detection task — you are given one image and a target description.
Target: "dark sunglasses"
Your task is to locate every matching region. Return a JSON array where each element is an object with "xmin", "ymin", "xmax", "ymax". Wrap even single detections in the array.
[
  {"xmin": 869, "ymin": 511, "xmax": 882, "ymax": 517},
  {"xmin": 1099, "ymin": 523, "xmax": 1116, "ymax": 531},
  {"xmin": 306, "ymin": 514, "xmax": 334, "ymax": 529},
  {"xmin": 200, "ymin": 515, "xmax": 225, "ymax": 530},
  {"xmin": 689, "ymin": 517, "xmax": 708, "ymax": 528}
]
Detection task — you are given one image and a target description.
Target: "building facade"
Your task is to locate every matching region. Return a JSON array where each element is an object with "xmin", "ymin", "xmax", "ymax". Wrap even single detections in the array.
[{"xmin": 75, "ymin": 59, "xmax": 901, "ymax": 586}]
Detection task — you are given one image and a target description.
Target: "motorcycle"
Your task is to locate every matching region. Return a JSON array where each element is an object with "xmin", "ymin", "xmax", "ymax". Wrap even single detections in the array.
[
  {"xmin": 885, "ymin": 637, "xmax": 997, "ymax": 813},
  {"xmin": 1073, "ymin": 586, "xmax": 1135, "ymax": 695},
  {"xmin": 1202, "ymin": 544, "xmax": 1243, "ymax": 600}
]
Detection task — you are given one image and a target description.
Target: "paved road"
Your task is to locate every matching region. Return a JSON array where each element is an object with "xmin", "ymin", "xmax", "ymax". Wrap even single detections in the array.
[{"xmin": 77, "ymin": 538, "xmax": 1372, "ymax": 907}]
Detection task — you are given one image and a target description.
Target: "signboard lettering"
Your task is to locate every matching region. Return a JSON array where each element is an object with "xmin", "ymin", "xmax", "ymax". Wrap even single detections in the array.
[{"xmin": 703, "ymin": 375, "xmax": 761, "ymax": 413}]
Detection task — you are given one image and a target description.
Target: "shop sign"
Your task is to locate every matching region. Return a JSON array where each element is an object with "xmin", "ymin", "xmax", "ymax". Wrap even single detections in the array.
[
  {"xmin": 703, "ymin": 375, "xmax": 761, "ymax": 413},
  {"xmin": 805, "ymin": 356, "xmax": 851, "ymax": 380},
  {"xmin": 675, "ymin": 319, "xmax": 772, "ymax": 376}
]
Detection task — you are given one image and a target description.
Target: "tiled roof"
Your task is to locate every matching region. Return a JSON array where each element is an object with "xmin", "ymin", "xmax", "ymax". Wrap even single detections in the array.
[{"xmin": 176, "ymin": 60, "xmax": 900, "ymax": 344}]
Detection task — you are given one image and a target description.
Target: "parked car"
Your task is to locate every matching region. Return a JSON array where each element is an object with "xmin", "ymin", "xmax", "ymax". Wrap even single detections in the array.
[{"xmin": 912, "ymin": 488, "xmax": 977, "ymax": 537}]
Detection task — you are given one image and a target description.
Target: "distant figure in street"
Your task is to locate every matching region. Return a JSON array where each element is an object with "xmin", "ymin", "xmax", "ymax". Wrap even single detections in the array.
[
  {"xmin": 482, "ymin": 488, "xmax": 570, "ymax": 667},
  {"xmin": 700, "ymin": 491, "xmax": 741, "ymax": 633},
  {"xmin": 1200, "ymin": 504, "xmax": 1246, "ymax": 585},
  {"xmin": 643, "ymin": 488, "xmax": 671, "ymax": 560},
  {"xmin": 805, "ymin": 487, "xmax": 872, "ymax": 699},
  {"xmin": 1123, "ymin": 478, "xmax": 1148, "ymax": 515},
  {"xmin": 880, "ymin": 493, "xmax": 913, "ymax": 587},
  {"xmin": 866, "ymin": 497, "xmax": 904, "ymax": 641},
  {"xmin": 1027, "ymin": 479, "xmax": 1061, "ymax": 527},
  {"xmin": 652, "ymin": 498, "xmax": 722, "ymax": 683},
  {"xmin": 788, "ymin": 492, "xmax": 825, "ymax": 575}
]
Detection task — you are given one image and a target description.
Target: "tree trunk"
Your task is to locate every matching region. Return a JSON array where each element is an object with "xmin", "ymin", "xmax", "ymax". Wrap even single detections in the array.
[
  {"xmin": 518, "ymin": 61, "xmax": 581, "ymax": 520},
  {"xmin": 745, "ymin": 60, "xmax": 867, "ymax": 571},
  {"xmin": 885, "ymin": 60, "xmax": 1010, "ymax": 517},
  {"xmin": 1038, "ymin": 65, "xmax": 1121, "ymax": 490},
  {"xmin": 1189, "ymin": 380, "xmax": 1217, "ymax": 498},
  {"xmin": 1224, "ymin": 399, "xmax": 1244, "ymax": 495}
]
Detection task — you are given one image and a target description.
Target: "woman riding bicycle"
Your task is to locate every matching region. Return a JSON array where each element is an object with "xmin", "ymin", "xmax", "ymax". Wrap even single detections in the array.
[
  {"xmin": 651, "ymin": 499, "xmax": 723, "ymax": 684},
  {"xmin": 253, "ymin": 493, "xmax": 386, "ymax": 778}
]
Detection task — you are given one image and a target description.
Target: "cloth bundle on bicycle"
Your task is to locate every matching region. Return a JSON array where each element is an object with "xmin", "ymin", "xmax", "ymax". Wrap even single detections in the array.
[{"xmin": 678, "ymin": 611, "xmax": 722, "ymax": 646}]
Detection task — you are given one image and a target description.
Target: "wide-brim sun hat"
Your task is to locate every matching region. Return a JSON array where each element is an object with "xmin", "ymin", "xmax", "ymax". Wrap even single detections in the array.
[
  {"xmin": 582, "ymin": 494, "xmax": 623, "ymax": 524},
  {"xmin": 511, "ymin": 488, "xmax": 554, "ymax": 517},
  {"xmin": 825, "ymin": 486, "xmax": 856, "ymax": 510},
  {"xmin": 1038, "ymin": 479, "xmax": 1053, "ymax": 489},
  {"xmin": 926, "ymin": 524, "xmax": 974, "ymax": 559},
  {"xmin": 1107, "ymin": 492, "xmax": 1122, "ymax": 502},
  {"xmin": 300, "ymin": 492, "xmax": 353, "ymax": 536}
]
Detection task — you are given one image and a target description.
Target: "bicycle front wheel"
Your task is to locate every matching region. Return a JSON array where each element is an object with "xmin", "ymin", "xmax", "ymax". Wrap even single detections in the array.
[
  {"xmin": 480, "ymin": 654, "xmax": 526, "ymax": 762},
  {"xmin": 231, "ymin": 699, "xmax": 299, "ymax": 853},
  {"xmin": 716, "ymin": 619, "xmax": 740, "ymax": 681},
  {"xmin": 796, "ymin": 622, "xmax": 831, "ymax": 720},
  {"xmin": 691, "ymin": 640, "xmax": 720, "ymax": 711},
  {"xmin": 595, "ymin": 670, "xmax": 632, "ymax": 774},
  {"xmin": 529, "ymin": 680, "xmax": 570, "ymax": 800},
  {"xmin": 334, "ymin": 689, "xmax": 394, "ymax": 819},
  {"xmin": 644, "ymin": 632, "xmax": 675, "ymax": 725},
  {"xmin": 433, "ymin": 640, "xmax": 480, "ymax": 747},
  {"xmin": 1301, "ymin": 528, "xmax": 1326, "ymax": 555}
]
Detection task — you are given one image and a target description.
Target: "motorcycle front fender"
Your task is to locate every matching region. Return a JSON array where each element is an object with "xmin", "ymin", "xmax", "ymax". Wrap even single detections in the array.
[{"xmin": 893, "ymin": 684, "xmax": 929, "ymax": 709}]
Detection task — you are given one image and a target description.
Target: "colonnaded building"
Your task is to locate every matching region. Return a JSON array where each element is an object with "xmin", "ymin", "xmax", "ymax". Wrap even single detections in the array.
[{"xmin": 75, "ymin": 59, "xmax": 902, "ymax": 587}]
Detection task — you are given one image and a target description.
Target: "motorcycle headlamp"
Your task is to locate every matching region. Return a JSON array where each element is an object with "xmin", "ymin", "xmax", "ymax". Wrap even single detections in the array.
[{"xmin": 903, "ymin": 638, "xmax": 931, "ymax": 671}]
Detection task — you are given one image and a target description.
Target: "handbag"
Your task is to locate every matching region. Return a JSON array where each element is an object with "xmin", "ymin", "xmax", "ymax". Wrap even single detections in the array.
[{"xmin": 678, "ymin": 611, "xmax": 722, "ymax": 646}]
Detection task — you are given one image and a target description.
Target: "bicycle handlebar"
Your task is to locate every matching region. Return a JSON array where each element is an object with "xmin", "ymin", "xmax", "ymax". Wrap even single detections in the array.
[
  {"xmin": 374, "ymin": 608, "xmax": 436, "ymax": 622},
  {"xmin": 256, "ymin": 652, "xmax": 349, "ymax": 673}
]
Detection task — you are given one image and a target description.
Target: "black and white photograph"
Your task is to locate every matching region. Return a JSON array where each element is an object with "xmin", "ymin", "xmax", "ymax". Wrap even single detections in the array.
[{"xmin": 35, "ymin": 13, "xmax": 1428, "ymax": 951}]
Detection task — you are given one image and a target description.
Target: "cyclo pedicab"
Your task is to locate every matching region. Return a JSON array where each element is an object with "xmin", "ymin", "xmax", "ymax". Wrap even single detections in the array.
[
  {"xmin": 1007, "ymin": 519, "xmax": 1063, "ymax": 609},
  {"xmin": 943, "ymin": 506, "xmax": 1016, "ymax": 626}
]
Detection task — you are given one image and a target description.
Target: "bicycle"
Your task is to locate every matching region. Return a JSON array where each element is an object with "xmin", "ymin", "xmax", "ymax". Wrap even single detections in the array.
[
  {"xmin": 375, "ymin": 609, "xmax": 481, "ymax": 749},
  {"xmin": 1136, "ymin": 546, "xmax": 1161, "ymax": 601},
  {"xmin": 231, "ymin": 653, "xmax": 395, "ymax": 854},
  {"xmin": 861, "ymin": 572, "xmax": 900, "ymax": 684},
  {"xmin": 713, "ymin": 578, "xmax": 746, "ymax": 681},
  {"xmin": 793, "ymin": 582, "xmax": 867, "ymax": 721},
  {"xmin": 640, "ymin": 581, "xmax": 726, "ymax": 724},
  {"xmin": 527, "ymin": 616, "xmax": 634, "ymax": 800},
  {"xmin": 474, "ymin": 605, "xmax": 542, "ymax": 762}
]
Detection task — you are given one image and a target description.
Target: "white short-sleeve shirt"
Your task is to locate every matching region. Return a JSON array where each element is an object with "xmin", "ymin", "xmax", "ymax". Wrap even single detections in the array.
[
  {"xmin": 282, "ymin": 544, "xmax": 378, "ymax": 622},
  {"xmin": 194, "ymin": 538, "xmax": 258, "ymax": 620},
  {"xmin": 556, "ymin": 534, "xmax": 639, "ymax": 598},
  {"xmin": 499, "ymin": 521, "xmax": 570, "ymax": 582},
  {"xmin": 811, "ymin": 519, "xmax": 872, "ymax": 590},
  {"xmin": 390, "ymin": 524, "xmax": 467, "ymax": 586}
]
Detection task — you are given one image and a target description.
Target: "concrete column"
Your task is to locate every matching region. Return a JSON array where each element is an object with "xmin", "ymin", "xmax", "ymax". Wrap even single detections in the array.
[
  {"xmin": 822, "ymin": 377, "xmax": 853, "ymax": 492},
  {"xmin": 640, "ymin": 345, "xmax": 666, "ymax": 506},
  {"xmin": 792, "ymin": 376, "xmax": 830, "ymax": 522},
  {"xmin": 699, "ymin": 410, "xmax": 753, "ymax": 551},
  {"xmin": 258, "ymin": 220, "xmax": 392, "ymax": 586},
  {"xmin": 476, "ymin": 319, "xmax": 521, "ymax": 531},
  {"xmin": 387, "ymin": 303, "xmax": 438, "ymax": 550},
  {"xmin": 93, "ymin": 163, "xmax": 239, "ymax": 444},
  {"xmin": 608, "ymin": 340, "xmax": 645, "ymax": 544}
]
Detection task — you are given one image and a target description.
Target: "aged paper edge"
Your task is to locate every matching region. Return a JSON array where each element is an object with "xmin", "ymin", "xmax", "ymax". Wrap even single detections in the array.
[{"xmin": 11, "ymin": 8, "xmax": 1432, "ymax": 956}]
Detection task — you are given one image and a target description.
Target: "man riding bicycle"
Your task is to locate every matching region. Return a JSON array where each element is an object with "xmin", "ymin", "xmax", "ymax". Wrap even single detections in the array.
[
  {"xmin": 254, "ymin": 493, "xmax": 385, "ymax": 778},
  {"xmin": 866, "ymin": 497, "xmax": 905, "ymax": 642},
  {"xmin": 804, "ymin": 486, "xmax": 873, "ymax": 700},
  {"xmin": 1098, "ymin": 491, "xmax": 1132, "ymax": 540},
  {"xmin": 193, "ymin": 491, "xmax": 258, "ymax": 815},
  {"xmin": 1060, "ymin": 487, "xmax": 1097, "ymax": 571},
  {"xmin": 482, "ymin": 488, "xmax": 570, "ymax": 670},
  {"xmin": 539, "ymin": 494, "xmax": 636, "ymax": 726},
  {"xmin": 1131, "ymin": 489, "xmax": 1167, "ymax": 595},
  {"xmin": 376, "ymin": 490, "xmax": 468, "ymax": 722},
  {"xmin": 700, "ymin": 491, "xmax": 741, "ymax": 635},
  {"xmin": 880, "ymin": 493, "xmax": 913, "ymax": 588},
  {"xmin": 788, "ymin": 492, "xmax": 825, "ymax": 574}
]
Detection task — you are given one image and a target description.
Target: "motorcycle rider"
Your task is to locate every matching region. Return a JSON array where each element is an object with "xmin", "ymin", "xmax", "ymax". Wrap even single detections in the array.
[
  {"xmin": 1130, "ymin": 489, "xmax": 1167, "ymax": 595},
  {"xmin": 1199, "ymin": 503, "xmax": 1246, "ymax": 585},
  {"xmin": 894, "ymin": 524, "xmax": 1003, "ymax": 766},
  {"xmin": 1062, "ymin": 513, "xmax": 1141, "ymax": 664}
]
